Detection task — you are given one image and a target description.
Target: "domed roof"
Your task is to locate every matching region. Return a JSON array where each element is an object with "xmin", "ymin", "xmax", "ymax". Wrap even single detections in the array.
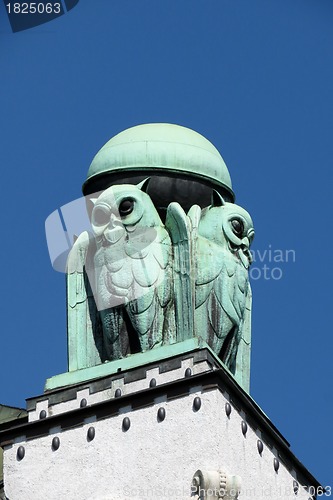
[{"xmin": 83, "ymin": 123, "xmax": 234, "ymax": 199}]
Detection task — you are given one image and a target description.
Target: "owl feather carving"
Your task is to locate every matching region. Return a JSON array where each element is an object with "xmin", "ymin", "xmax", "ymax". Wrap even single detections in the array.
[
  {"xmin": 190, "ymin": 191, "xmax": 254, "ymax": 374},
  {"xmin": 89, "ymin": 179, "xmax": 173, "ymax": 358},
  {"xmin": 68, "ymin": 180, "xmax": 173, "ymax": 363}
]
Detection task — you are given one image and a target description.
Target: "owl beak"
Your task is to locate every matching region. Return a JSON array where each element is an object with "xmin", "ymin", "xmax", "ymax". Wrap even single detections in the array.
[
  {"xmin": 103, "ymin": 226, "xmax": 125, "ymax": 245},
  {"xmin": 242, "ymin": 236, "xmax": 250, "ymax": 248},
  {"xmin": 103, "ymin": 214, "xmax": 125, "ymax": 245},
  {"xmin": 240, "ymin": 236, "xmax": 252, "ymax": 268},
  {"xmin": 109, "ymin": 213, "xmax": 121, "ymax": 228},
  {"xmin": 239, "ymin": 250, "xmax": 250, "ymax": 268}
]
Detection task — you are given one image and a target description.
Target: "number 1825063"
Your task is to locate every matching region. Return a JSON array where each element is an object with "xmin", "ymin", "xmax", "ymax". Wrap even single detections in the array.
[{"xmin": 6, "ymin": 2, "xmax": 61, "ymax": 14}]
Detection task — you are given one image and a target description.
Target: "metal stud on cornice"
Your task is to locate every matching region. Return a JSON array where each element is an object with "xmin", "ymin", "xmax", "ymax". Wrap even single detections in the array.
[
  {"xmin": 52, "ymin": 437, "xmax": 60, "ymax": 451},
  {"xmin": 17, "ymin": 446, "xmax": 25, "ymax": 461},
  {"xmin": 157, "ymin": 407, "xmax": 166, "ymax": 422},
  {"xmin": 241, "ymin": 421, "xmax": 248, "ymax": 436},
  {"xmin": 257, "ymin": 439, "xmax": 263, "ymax": 455},
  {"xmin": 185, "ymin": 367, "xmax": 192, "ymax": 378},
  {"xmin": 273, "ymin": 457, "xmax": 280, "ymax": 472},
  {"xmin": 149, "ymin": 378, "xmax": 157, "ymax": 388},
  {"xmin": 87, "ymin": 427, "xmax": 95, "ymax": 441},
  {"xmin": 39, "ymin": 410, "xmax": 47, "ymax": 420},
  {"xmin": 293, "ymin": 480, "xmax": 299, "ymax": 495},
  {"xmin": 193, "ymin": 397, "xmax": 201, "ymax": 412},
  {"xmin": 122, "ymin": 417, "xmax": 131, "ymax": 431},
  {"xmin": 115, "ymin": 388, "xmax": 122, "ymax": 398},
  {"xmin": 225, "ymin": 402, "xmax": 232, "ymax": 417},
  {"xmin": 80, "ymin": 398, "xmax": 87, "ymax": 408}
]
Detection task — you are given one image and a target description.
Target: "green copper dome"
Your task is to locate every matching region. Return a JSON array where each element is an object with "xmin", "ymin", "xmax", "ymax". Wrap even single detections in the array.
[{"xmin": 83, "ymin": 124, "xmax": 234, "ymax": 201}]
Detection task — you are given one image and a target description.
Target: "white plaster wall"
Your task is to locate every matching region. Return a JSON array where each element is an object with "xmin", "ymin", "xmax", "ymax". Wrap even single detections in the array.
[{"xmin": 4, "ymin": 389, "xmax": 312, "ymax": 500}]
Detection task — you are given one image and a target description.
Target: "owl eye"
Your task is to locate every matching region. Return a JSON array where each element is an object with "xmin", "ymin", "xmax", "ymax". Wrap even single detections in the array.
[
  {"xmin": 119, "ymin": 198, "xmax": 134, "ymax": 216},
  {"xmin": 231, "ymin": 218, "xmax": 244, "ymax": 237},
  {"xmin": 92, "ymin": 206, "xmax": 110, "ymax": 226}
]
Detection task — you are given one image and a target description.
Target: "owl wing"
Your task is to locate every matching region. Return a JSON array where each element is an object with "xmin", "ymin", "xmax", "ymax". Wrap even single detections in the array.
[
  {"xmin": 209, "ymin": 253, "xmax": 250, "ymax": 371},
  {"xmin": 232, "ymin": 282, "xmax": 252, "ymax": 392},
  {"xmin": 165, "ymin": 202, "xmax": 194, "ymax": 342},
  {"xmin": 67, "ymin": 231, "xmax": 104, "ymax": 369},
  {"xmin": 124, "ymin": 226, "xmax": 173, "ymax": 350},
  {"xmin": 208, "ymin": 255, "xmax": 248, "ymax": 330},
  {"xmin": 195, "ymin": 237, "xmax": 224, "ymax": 309},
  {"xmin": 195, "ymin": 237, "xmax": 250, "ymax": 367}
]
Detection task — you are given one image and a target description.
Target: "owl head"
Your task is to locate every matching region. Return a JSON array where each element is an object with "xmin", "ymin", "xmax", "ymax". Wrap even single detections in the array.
[
  {"xmin": 90, "ymin": 179, "xmax": 161, "ymax": 247},
  {"xmin": 198, "ymin": 191, "xmax": 254, "ymax": 268}
]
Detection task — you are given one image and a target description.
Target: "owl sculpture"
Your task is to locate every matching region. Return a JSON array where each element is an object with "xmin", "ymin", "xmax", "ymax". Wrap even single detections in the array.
[
  {"xmin": 190, "ymin": 191, "xmax": 254, "ymax": 374},
  {"xmin": 67, "ymin": 180, "xmax": 173, "ymax": 364},
  {"xmin": 67, "ymin": 182, "xmax": 253, "ymax": 380}
]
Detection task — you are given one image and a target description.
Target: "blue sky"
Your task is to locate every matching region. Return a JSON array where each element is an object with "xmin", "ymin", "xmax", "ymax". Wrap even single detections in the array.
[{"xmin": 0, "ymin": 0, "xmax": 332, "ymax": 487}]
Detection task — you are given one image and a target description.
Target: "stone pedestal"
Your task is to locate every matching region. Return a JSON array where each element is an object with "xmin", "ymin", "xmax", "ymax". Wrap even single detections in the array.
[{"xmin": 0, "ymin": 343, "xmax": 320, "ymax": 499}]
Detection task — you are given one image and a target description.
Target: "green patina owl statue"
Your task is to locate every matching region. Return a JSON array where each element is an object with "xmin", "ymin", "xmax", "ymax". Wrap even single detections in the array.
[
  {"xmin": 64, "ymin": 124, "xmax": 255, "ymax": 392},
  {"xmin": 68, "ymin": 180, "xmax": 175, "ymax": 363},
  {"xmin": 190, "ymin": 191, "xmax": 254, "ymax": 375}
]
